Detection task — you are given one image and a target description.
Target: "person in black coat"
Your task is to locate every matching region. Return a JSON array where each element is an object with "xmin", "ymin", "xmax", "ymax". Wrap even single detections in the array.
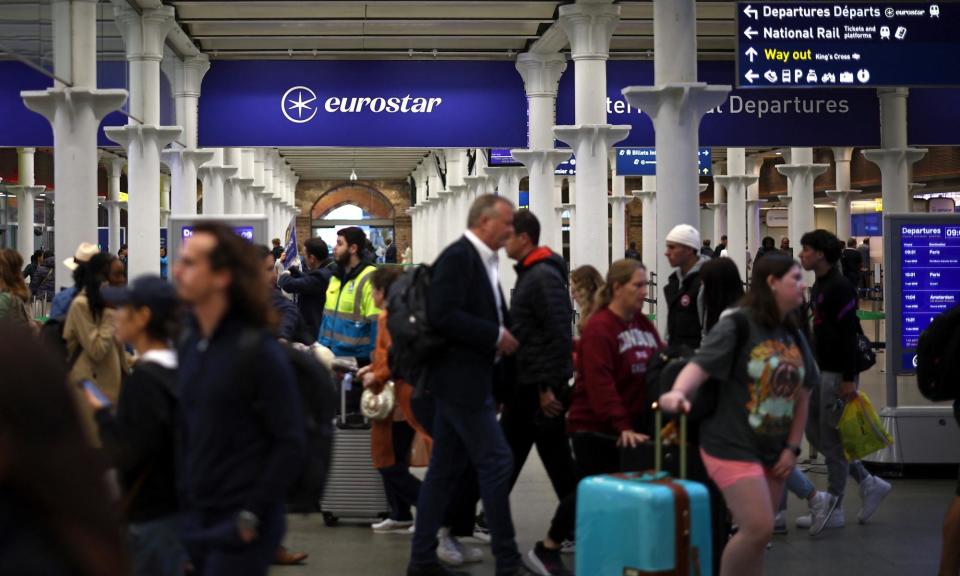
[
  {"xmin": 86, "ymin": 275, "xmax": 184, "ymax": 576},
  {"xmin": 384, "ymin": 238, "xmax": 398, "ymax": 264},
  {"xmin": 409, "ymin": 194, "xmax": 526, "ymax": 576},
  {"xmin": 502, "ymin": 210, "xmax": 576, "ymax": 495},
  {"xmin": 259, "ymin": 246, "xmax": 313, "ymax": 345},
  {"xmin": 278, "ymin": 237, "xmax": 332, "ymax": 340}
]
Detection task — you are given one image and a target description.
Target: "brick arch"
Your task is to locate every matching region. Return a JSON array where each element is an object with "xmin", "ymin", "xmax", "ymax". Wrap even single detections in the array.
[{"xmin": 310, "ymin": 183, "xmax": 396, "ymax": 221}]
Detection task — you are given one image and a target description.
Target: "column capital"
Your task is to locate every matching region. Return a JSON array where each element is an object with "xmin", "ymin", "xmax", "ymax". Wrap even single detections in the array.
[
  {"xmin": 448, "ymin": 184, "xmax": 468, "ymax": 194},
  {"xmin": 699, "ymin": 183, "xmax": 709, "ymax": 194},
  {"xmin": 832, "ymin": 147, "xmax": 855, "ymax": 164},
  {"xmin": 515, "ymin": 52, "xmax": 567, "ymax": 97},
  {"xmin": 623, "ymin": 84, "xmax": 731, "ymax": 122},
  {"xmin": 608, "ymin": 194, "xmax": 632, "ymax": 205},
  {"xmin": 775, "ymin": 163, "xmax": 830, "ymax": 180},
  {"xmin": 705, "ymin": 202, "xmax": 726, "ymax": 210},
  {"xmin": 554, "ymin": 125, "xmax": 630, "ymax": 155},
  {"xmin": 6, "ymin": 184, "xmax": 46, "ymax": 196},
  {"xmin": 558, "ymin": 1, "xmax": 620, "ymax": 61},
  {"xmin": 746, "ymin": 199, "xmax": 768, "ymax": 207},
  {"xmin": 162, "ymin": 53, "xmax": 211, "ymax": 98},
  {"xmin": 112, "ymin": 3, "xmax": 177, "ymax": 61},
  {"xmin": 877, "ymin": 87, "xmax": 909, "ymax": 99},
  {"xmin": 511, "ymin": 149, "xmax": 571, "ymax": 174},
  {"xmin": 777, "ymin": 195, "xmax": 792, "ymax": 205},
  {"xmin": 21, "ymin": 87, "xmax": 127, "ymax": 124},
  {"xmin": 714, "ymin": 175, "xmax": 759, "ymax": 190},
  {"xmin": 825, "ymin": 189, "xmax": 862, "ymax": 199},
  {"xmin": 861, "ymin": 148, "xmax": 927, "ymax": 169},
  {"xmin": 104, "ymin": 124, "xmax": 182, "ymax": 150},
  {"xmin": 632, "ymin": 189, "xmax": 656, "ymax": 200}
]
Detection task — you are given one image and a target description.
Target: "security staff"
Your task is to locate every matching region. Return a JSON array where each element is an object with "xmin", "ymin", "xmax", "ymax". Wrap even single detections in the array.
[{"xmin": 318, "ymin": 226, "xmax": 379, "ymax": 364}]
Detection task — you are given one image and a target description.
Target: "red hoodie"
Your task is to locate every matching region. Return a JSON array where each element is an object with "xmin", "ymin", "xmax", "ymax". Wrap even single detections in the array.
[{"xmin": 566, "ymin": 307, "xmax": 664, "ymax": 436}]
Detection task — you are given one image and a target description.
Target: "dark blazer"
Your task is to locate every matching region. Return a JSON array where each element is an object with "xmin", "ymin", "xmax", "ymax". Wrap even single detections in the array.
[{"xmin": 426, "ymin": 236, "xmax": 510, "ymax": 409}]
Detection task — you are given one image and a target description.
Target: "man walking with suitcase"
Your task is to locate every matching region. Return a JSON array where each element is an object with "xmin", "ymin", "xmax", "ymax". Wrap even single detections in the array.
[
  {"xmin": 408, "ymin": 195, "xmax": 532, "ymax": 576},
  {"xmin": 174, "ymin": 223, "xmax": 305, "ymax": 576}
]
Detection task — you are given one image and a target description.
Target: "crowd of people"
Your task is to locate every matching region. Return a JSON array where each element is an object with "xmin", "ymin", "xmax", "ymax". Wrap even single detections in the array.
[{"xmin": 0, "ymin": 193, "xmax": 956, "ymax": 576}]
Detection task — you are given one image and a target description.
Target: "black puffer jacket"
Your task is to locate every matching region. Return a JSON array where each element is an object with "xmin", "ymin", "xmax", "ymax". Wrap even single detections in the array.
[{"xmin": 510, "ymin": 247, "xmax": 573, "ymax": 391}]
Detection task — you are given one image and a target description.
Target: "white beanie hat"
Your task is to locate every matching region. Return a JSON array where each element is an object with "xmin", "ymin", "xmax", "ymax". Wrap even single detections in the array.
[{"xmin": 665, "ymin": 224, "xmax": 701, "ymax": 251}]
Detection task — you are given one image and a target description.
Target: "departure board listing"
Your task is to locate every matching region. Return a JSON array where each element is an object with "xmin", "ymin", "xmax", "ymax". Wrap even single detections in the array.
[
  {"xmin": 899, "ymin": 224, "xmax": 960, "ymax": 370},
  {"xmin": 737, "ymin": 2, "xmax": 960, "ymax": 88}
]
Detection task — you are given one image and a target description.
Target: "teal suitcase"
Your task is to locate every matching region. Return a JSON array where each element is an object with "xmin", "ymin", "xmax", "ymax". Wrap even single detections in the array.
[{"xmin": 576, "ymin": 414, "xmax": 712, "ymax": 576}]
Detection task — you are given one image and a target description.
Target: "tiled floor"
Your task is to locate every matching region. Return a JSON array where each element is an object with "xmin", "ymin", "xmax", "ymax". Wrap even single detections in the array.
[{"xmin": 272, "ymin": 346, "xmax": 958, "ymax": 576}]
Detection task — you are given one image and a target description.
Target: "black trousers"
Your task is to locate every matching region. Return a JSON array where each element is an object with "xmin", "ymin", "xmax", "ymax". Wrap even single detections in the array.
[
  {"xmin": 500, "ymin": 385, "xmax": 578, "ymax": 500},
  {"xmin": 379, "ymin": 421, "xmax": 422, "ymax": 522},
  {"xmin": 547, "ymin": 433, "xmax": 621, "ymax": 543}
]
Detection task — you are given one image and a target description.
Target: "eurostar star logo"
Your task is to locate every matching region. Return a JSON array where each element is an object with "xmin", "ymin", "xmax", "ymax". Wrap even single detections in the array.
[{"xmin": 282, "ymin": 86, "xmax": 318, "ymax": 124}]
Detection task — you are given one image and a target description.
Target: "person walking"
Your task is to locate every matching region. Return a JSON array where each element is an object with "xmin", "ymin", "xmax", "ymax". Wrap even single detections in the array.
[
  {"xmin": 840, "ymin": 237, "xmax": 863, "ymax": 291},
  {"xmin": 569, "ymin": 265, "xmax": 604, "ymax": 336},
  {"xmin": 278, "ymin": 236, "xmax": 333, "ymax": 339},
  {"xmin": 624, "ymin": 241, "xmax": 641, "ymax": 261},
  {"xmin": 0, "ymin": 249, "xmax": 33, "ymax": 326},
  {"xmin": 318, "ymin": 226, "xmax": 379, "ymax": 364},
  {"xmin": 64, "ymin": 252, "xmax": 129, "ymax": 444},
  {"xmin": 799, "ymin": 230, "xmax": 892, "ymax": 534},
  {"xmin": 713, "ymin": 235, "xmax": 728, "ymax": 259},
  {"xmin": 407, "ymin": 194, "xmax": 530, "ymax": 576},
  {"xmin": 31, "ymin": 250, "xmax": 56, "ymax": 303},
  {"xmin": 660, "ymin": 254, "xmax": 817, "ymax": 576},
  {"xmin": 259, "ymin": 245, "xmax": 313, "ymax": 345},
  {"xmin": 385, "ymin": 238, "xmax": 398, "ymax": 264},
  {"xmin": 50, "ymin": 243, "xmax": 100, "ymax": 321},
  {"xmin": 173, "ymin": 223, "xmax": 305, "ymax": 576},
  {"xmin": 84, "ymin": 275, "xmax": 184, "ymax": 576},
  {"xmin": 664, "ymin": 224, "xmax": 708, "ymax": 349},
  {"xmin": 523, "ymin": 258, "xmax": 661, "ymax": 576}
]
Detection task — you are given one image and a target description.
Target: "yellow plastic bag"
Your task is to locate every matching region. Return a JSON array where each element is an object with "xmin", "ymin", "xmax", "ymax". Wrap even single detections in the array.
[{"xmin": 838, "ymin": 392, "xmax": 894, "ymax": 460}]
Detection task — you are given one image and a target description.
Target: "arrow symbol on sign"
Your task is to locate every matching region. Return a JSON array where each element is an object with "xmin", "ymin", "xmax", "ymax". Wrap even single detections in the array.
[
  {"xmin": 744, "ymin": 26, "xmax": 758, "ymax": 40},
  {"xmin": 745, "ymin": 46, "xmax": 758, "ymax": 62},
  {"xmin": 744, "ymin": 4, "xmax": 759, "ymax": 20},
  {"xmin": 744, "ymin": 69, "xmax": 760, "ymax": 83}
]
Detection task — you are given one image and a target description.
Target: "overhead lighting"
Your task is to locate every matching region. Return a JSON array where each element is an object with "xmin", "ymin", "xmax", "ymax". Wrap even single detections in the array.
[{"xmin": 349, "ymin": 169, "xmax": 358, "ymax": 181}]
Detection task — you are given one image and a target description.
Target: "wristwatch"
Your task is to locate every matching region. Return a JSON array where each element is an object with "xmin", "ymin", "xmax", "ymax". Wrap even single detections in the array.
[
  {"xmin": 785, "ymin": 443, "xmax": 802, "ymax": 457},
  {"xmin": 236, "ymin": 510, "xmax": 260, "ymax": 533}
]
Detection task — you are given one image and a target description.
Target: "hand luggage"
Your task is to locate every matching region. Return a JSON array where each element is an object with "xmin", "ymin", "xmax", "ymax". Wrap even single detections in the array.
[
  {"xmin": 577, "ymin": 412, "xmax": 712, "ymax": 576},
  {"xmin": 320, "ymin": 363, "xmax": 390, "ymax": 526}
]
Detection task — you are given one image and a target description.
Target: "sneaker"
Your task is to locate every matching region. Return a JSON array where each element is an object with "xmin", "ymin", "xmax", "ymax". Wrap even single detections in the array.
[
  {"xmin": 471, "ymin": 524, "xmax": 491, "ymax": 544},
  {"xmin": 773, "ymin": 511, "xmax": 788, "ymax": 535},
  {"xmin": 807, "ymin": 491, "xmax": 840, "ymax": 536},
  {"xmin": 522, "ymin": 542, "xmax": 573, "ymax": 576},
  {"xmin": 858, "ymin": 475, "xmax": 892, "ymax": 524},
  {"xmin": 559, "ymin": 539, "xmax": 575, "ymax": 555},
  {"xmin": 451, "ymin": 537, "xmax": 483, "ymax": 564},
  {"xmin": 371, "ymin": 518, "xmax": 414, "ymax": 534},
  {"xmin": 797, "ymin": 507, "xmax": 845, "ymax": 531},
  {"xmin": 437, "ymin": 528, "xmax": 464, "ymax": 566}
]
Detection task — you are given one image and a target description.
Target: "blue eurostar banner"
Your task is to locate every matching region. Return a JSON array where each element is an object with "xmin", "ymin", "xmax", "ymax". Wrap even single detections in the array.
[{"xmin": 197, "ymin": 60, "xmax": 528, "ymax": 148}]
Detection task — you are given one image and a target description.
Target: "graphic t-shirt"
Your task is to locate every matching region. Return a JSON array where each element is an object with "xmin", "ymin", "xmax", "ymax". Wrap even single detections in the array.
[{"xmin": 693, "ymin": 310, "xmax": 819, "ymax": 465}]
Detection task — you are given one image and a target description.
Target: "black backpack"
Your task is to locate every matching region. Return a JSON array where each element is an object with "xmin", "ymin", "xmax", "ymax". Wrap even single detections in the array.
[
  {"xmin": 386, "ymin": 265, "xmax": 445, "ymax": 392},
  {"xmin": 916, "ymin": 304, "xmax": 960, "ymax": 402},
  {"xmin": 237, "ymin": 330, "xmax": 337, "ymax": 513},
  {"xmin": 646, "ymin": 311, "xmax": 749, "ymax": 421}
]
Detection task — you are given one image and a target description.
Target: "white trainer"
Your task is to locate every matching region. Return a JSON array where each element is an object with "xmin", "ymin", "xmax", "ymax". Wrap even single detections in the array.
[
  {"xmin": 371, "ymin": 518, "xmax": 414, "ymax": 534},
  {"xmin": 858, "ymin": 475, "xmax": 892, "ymax": 524},
  {"xmin": 797, "ymin": 506, "xmax": 845, "ymax": 531},
  {"xmin": 437, "ymin": 528, "xmax": 464, "ymax": 566},
  {"xmin": 808, "ymin": 491, "xmax": 841, "ymax": 536},
  {"xmin": 452, "ymin": 537, "xmax": 484, "ymax": 564}
]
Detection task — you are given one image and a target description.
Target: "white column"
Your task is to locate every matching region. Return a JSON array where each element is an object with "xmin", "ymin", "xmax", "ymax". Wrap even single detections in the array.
[
  {"xmin": 608, "ymin": 151, "xmax": 630, "ymax": 266},
  {"xmin": 511, "ymin": 52, "xmax": 568, "ymax": 251},
  {"xmin": 104, "ymin": 2, "xmax": 181, "ymax": 279},
  {"xmin": 825, "ymin": 147, "xmax": 858, "ymax": 241},
  {"xmin": 21, "ymin": 0, "xmax": 127, "ymax": 289},
  {"xmin": 863, "ymin": 88, "xmax": 927, "ymax": 215},
  {"xmin": 487, "ymin": 166, "xmax": 526, "ymax": 294},
  {"xmin": 715, "ymin": 148, "xmax": 755, "ymax": 282},
  {"xmin": 554, "ymin": 1, "xmax": 629, "ymax": 275},
  {"xmin": 198, "ymin": 149, "xmax": 234, "ymax": 216},
  {"xmin": 101, "ymin": 155, "xmax": 125, "ymax": 254},
  {"xmin": 622, "ymin": 0, "xmax": 730, "ymax": 333},
  {"xmin": 10, "ymin": 148, "xmax": 46, "ymax": 262},
  {"xmin": 746, "ymin": 156, "xmax": 763, "ymax": 257},
  {"xmin": 223, "ymin": 148, "xmax": 243, "ymax": 215},
  {"xmin": 635, "ymin": 176, "xmax": 658, "ymax": 269},
  {"xmin": 262, "ymin": 151, "xmax": 277, "ymax": 235},
  {"xmin": 160, "ymin": 172, "xmax": 171, "ymax": 228},
  {"xmin": 162, "ymin": 54, "xmax": 212, "ymax": 216},
  {"xmin": 777, "ymin": 148, "xmax": 829, "ymax": 284},
  {"xmin": 709, "ymin": 168, "xmax": 727, "ymax": 242},
  {"xmin": 238, "ymin": 148, "xmax": 256, "ymax": 214},
  {"xmin": 248, "ymin": 149, "xmax": 267, "ymax": 217}
]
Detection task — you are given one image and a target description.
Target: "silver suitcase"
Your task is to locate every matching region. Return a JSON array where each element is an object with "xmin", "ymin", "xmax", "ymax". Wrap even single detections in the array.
[{"xmin": 320, "ymin": 367, "xmax": 390, "ymax": 526}]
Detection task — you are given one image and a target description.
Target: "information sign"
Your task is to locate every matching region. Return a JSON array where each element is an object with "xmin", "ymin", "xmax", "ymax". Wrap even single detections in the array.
[
  {"xmin": 887, "ymin": 214, "xmax": 960, "ymax": 373},
  {"xmin": 615, "ymin": 148, "xmax": 712, "ymax": 176},
  {"xmin": 737, "ymin": 2, "xmax": 960, "ymax": 88}
]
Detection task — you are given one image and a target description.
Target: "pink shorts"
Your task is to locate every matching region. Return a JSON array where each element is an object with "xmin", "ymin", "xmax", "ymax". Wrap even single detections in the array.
[{"xmin": 700, "ymin": 448, "xmax": 776, "ymax": 490}]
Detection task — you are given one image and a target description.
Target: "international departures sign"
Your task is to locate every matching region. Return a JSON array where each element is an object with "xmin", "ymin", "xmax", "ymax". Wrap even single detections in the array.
[{"xmin": 736, "ymin": 2, "xmax": 960, "ymax": 88}]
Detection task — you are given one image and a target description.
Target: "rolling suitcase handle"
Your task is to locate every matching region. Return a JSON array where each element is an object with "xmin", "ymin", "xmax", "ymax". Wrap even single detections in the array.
[{"xmin": 652, "ymin": 403, "xmax": 687, "ymax": 479}]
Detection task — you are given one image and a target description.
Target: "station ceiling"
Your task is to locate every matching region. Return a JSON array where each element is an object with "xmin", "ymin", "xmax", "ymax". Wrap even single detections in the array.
[{"xmin": 0, "ymin": 1, "xmax": 749, "ymax": 181}]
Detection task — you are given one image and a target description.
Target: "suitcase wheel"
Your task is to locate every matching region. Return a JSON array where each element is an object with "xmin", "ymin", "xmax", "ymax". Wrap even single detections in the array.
[{"xmin": 323, "ymin": 512, "xmax": 339, "ymax": 527}]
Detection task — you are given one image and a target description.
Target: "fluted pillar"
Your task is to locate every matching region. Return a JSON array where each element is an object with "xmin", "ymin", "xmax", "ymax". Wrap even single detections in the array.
[{"xmin": 9, "ymin": 148, "xmax": 46, "ymax": 262}]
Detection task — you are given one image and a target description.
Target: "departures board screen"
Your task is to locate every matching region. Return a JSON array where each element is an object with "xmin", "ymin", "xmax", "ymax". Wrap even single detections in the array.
[{"xmin": 887, "ymin": 214, "xmax": 960, "ymax": 374}]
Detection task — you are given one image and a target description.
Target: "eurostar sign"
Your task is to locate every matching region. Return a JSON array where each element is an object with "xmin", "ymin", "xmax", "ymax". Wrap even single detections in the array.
[{"xmin": 282, "ymin": 85, "xmax": 443, "ymax": 124}]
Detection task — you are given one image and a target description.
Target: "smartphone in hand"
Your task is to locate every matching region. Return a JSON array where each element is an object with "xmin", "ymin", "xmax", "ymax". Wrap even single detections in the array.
[{"xmin": 81, "ymin": 380, "xmax": 112, "ymax": 408}]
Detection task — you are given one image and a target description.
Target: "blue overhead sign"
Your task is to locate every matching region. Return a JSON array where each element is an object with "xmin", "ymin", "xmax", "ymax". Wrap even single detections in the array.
[
  {"xmin": 198, "ymin": 60, "xmax": 527, "ymax": 148},
  {"xmin": 736, "ymin": 2, "xmax": 960, "ymax": 88},
  {"xmin": 555, "ymin": 156, "xmax": 576, "ymax": 176},
  {"xmin": 616, "ymin": 147, "xmax": 712, "ymax": 176}
]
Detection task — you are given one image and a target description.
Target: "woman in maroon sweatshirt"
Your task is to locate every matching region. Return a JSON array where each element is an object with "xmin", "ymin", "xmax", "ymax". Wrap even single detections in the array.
[{"xmin": 523, "ymin": 258, "xmax": 664, "ymax": 576}]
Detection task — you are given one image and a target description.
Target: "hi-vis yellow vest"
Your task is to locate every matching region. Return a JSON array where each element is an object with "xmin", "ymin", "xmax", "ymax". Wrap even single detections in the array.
[{"xmin": 318, "ymin": 264, "xmax": 380, "ymax": 358}]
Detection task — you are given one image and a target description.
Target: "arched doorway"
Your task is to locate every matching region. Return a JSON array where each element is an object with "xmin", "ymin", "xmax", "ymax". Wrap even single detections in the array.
[{"xmin": 310, "ymin": 183, "xmax": 397, "ymax": 260}]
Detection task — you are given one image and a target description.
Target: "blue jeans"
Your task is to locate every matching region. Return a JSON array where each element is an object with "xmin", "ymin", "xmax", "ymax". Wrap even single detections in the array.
[
  {"xmin": 128, "ymin": 515, "xmax": 184, "ymax": 576},
  {"xmin": 410, "ymin": 397, "xmax": 520, "ymax": 574}
]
